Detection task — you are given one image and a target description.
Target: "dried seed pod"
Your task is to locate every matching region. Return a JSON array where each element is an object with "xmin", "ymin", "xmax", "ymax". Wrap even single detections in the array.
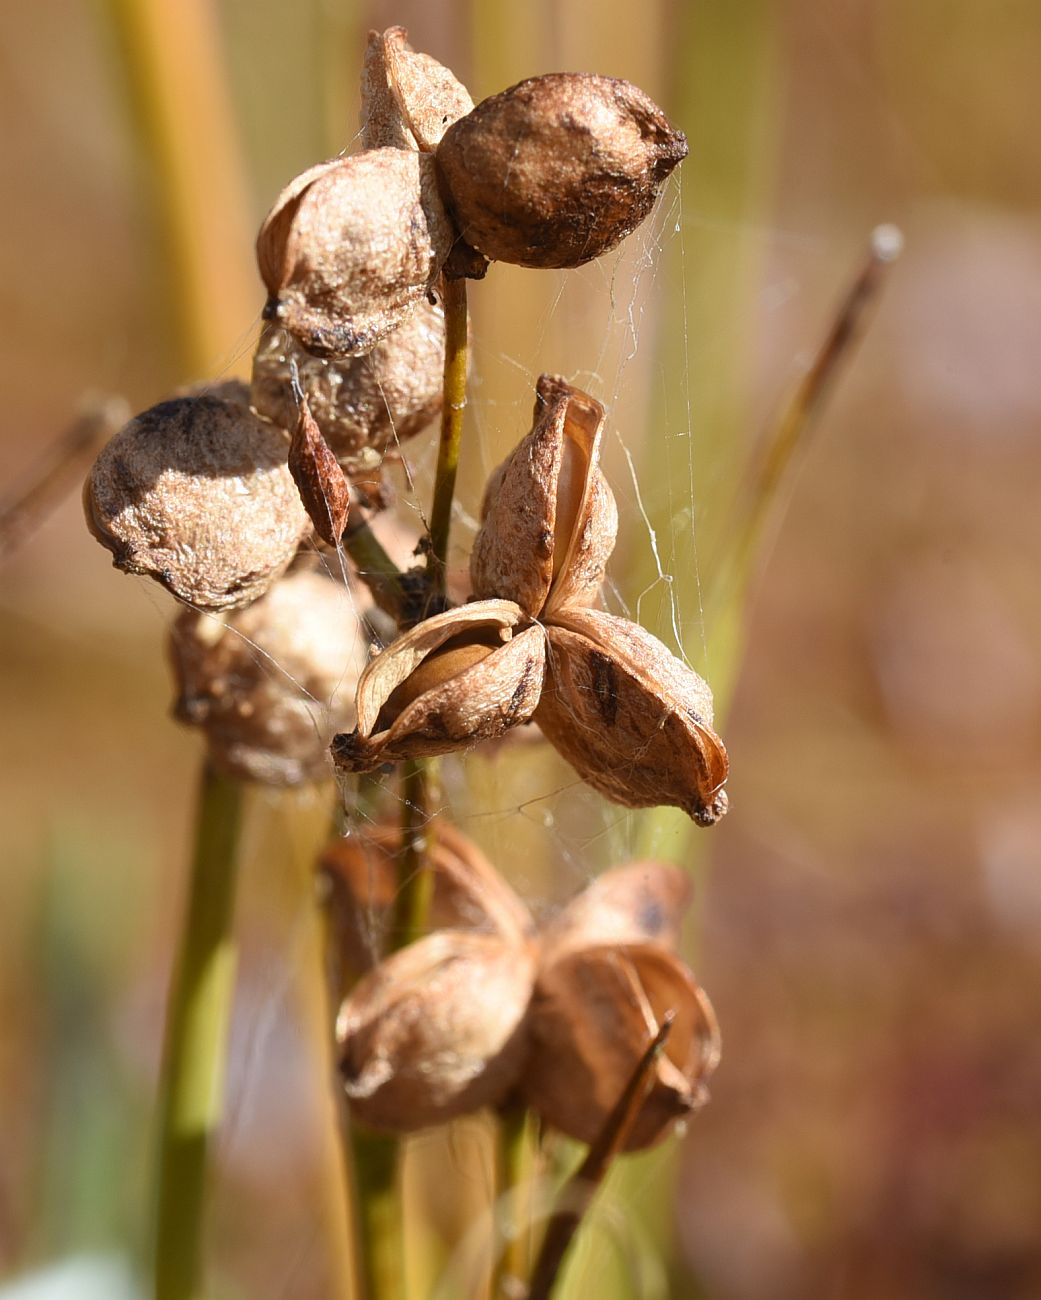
[
  {"xmin": 522, "ymin": 941, "xmax": 719, "ymax": 1150},
  {"xmin": 436, "ymin": 73, "xmax": 688, "ymax": 268},
  {"xmin": 362, "ymin": 27, "xmax": 473, "ymax": 152},
  {"xmin": 539, "ymin": 861, "xmax": 692, "ymax": 961},
  {"xmin": 337, "ymin": 929, "xmax": 535, "ymax": 1131},
  {"xmin": 535, "ymin": 605, "xmax": 729, "ymax": 825},
  {"xmin": 332, "ymin": 600, "xmax": 546, "ymax": 772},
  {"xmin": 257, "ymin": 149, "xmax": 455, "ymax": 358},
  {"xmin": 251, "ymin": 295, "xmax": 447, "ymax": 475},
  {"xmin": 168, "ymin": 567, "xmax": 369, "ymax": 784},
  {"xmin": 321, "ymin": 819, "xmax": 533, "ymax": 979},
  {"xmin": 84, "ymin": 389, "xmax": 311, "ymax": 611},
  {"xmin": 287, "ymin": 389, "xmax": 349, "ymax": 545},
  {"xmin": 470, "ymin": 374, "xmax": 617, "ymax": 617}
]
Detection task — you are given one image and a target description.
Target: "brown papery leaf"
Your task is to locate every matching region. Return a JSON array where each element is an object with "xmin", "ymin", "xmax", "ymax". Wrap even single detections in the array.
[{"xmin": 288, "ymin": 389, "xmax": 349, "ymax": 546}]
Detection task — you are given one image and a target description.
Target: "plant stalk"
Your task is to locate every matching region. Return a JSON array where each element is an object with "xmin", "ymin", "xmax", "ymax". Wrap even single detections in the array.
[
  {"xmin": 428, "ymin": 277, "xmax": 469, "ymax": 596},
  {"xmin": 154, "ymin": 763, "xmax": 243, "ymax": 1300}
]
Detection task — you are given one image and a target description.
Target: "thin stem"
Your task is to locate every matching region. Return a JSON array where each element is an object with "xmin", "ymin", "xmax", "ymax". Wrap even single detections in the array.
[
  {"xmin": 493, "ymin": 1108, "xmax": 534, "ymax": 1299},
  {"xmin": 350, "ymin": 1124, "xmax": 403, "ymax": 1300},
  {"xmin": 342, "ymin": 513, "xmax": 416, "ymax": 626},
  {"xmin": 527, "ymin": 1017, "xmax": 674, "ymax": 1300},
  {"xmin": 154, "ymin": 764, "xmax": 243, "ymax": 1300},
  {"xmin": 428, "ymin": 277, "xmax": 469, "ymax": 595},
  {"xmin": 717, "ymin": 224, "xmax": 903, "ymax": 610},
  {"xmin": 392, "ymin": 758, "xmax": 433, "ymax": 951},
  {"xmin": 0, "ymin": 398, "xmax": 129, "ymax": 562}
]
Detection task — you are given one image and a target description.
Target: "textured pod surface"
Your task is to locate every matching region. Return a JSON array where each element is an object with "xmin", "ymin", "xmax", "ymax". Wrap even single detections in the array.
[
  {"xmin": 539, "ymin": 861, "xmax": 693, "ymax": 961},
  {"xmin": 362, "ymin": 26, "xmax": 473, "ymax": 152},
  {"xmin": 257, "ymin": 149, "xmax": 455, "ymax": 357},
  {"xmin": 85, "ymin": 389, "xmax": 311, "ymax": 611},
  {"xmin": 167, "ymin": 567, "xmax": 369, "ymax": 784},
  {"xmin": 251, "ymin": 295, "xmax": 446, "ymax": 475},
  {"xmin": 536, "ymin": 606, "xmax": 729, "ymax": 824},
  {"xmin": 436, "ymin": 73, "xmax": 688, "ymax": 268},
  {"xmin": 471, "ymin": 375, "xmax": 616, "ymax": 616},
  {"xmin": 321, "ymin": 819, "xmax": 533, "ymax": 978},
  {"xmin": 337, "ymin": 930, "xmax": 535, "ymax": 1131},
  {"xmin": 332, "ymin": 600, "xmax": 547, "ymax": 772},
  {"xmin": 522, "ymin": 941, "xmax": 720, "ymax": 1150}
]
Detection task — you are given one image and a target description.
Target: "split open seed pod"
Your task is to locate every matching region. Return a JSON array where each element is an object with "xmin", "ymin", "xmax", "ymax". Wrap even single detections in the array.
[
  {"xmin": 321, "ymin": 819, "xmax": 533, "ymax": 980},
  {"xmin": 436, "ymin": 73, "xmax": 688, "ymax": 268},
  {"xmin": 331, "ymin": 599, "xmax": 546, "ymax": 772},
  {"xmin": 168, "ymin": 566, "xmax": 368, "ymax": 785},
  {"xmin": 257, "ymin": 149, "xmax": 455, "ymax": 358},
  {"xmin": 538, "ymin": 861, "xmax": 693, "ymax": 962},
  {"xmin": 470, "ymin": 374, "xmax": 617, "ymax": 618},
  {"xmin": 337, "ymin": 929, "xmax": 535, "ymax": 1131},
  {"xmin": 522, "ymin": 940, "xmax": 720, "ymax": 1150},
  {"xmin": 535, "ymin": 605, "xmax": 730, "ymax": 826},
  {"xmin": 84, "ymin": 387, "xmax": 311, "ymax": 611},
  {"xmin": 251, "ymin": 294, "xmax": 447, "ymax": 475},
  {"xmin": 362, "ymin": 26, "xmax": 473, "ymax": 152}
]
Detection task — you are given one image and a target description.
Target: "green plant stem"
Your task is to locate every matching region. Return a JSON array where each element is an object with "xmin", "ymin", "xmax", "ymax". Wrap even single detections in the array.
[
  {"xmin": 493, "ymin": 1108, "xmax": 534, "ymax": 1298},
  {"xmin": 342, "ymin": 512, "xmax": 415, "ymax": 625},
  {"xmin": 428, "ymin": 277, "xmax": 469, "ymax": 596},
  {"xmin": 350, "ymin": 1124, "xmax": 403, "ymax": 1300},
  {"xmin": 154, "ymin": 764, "xmax": 243, "ymax": 1300}
]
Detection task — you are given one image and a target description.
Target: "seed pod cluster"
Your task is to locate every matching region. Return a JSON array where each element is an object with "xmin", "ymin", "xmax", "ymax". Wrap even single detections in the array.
[
  {"xmin": 334, "ymin": 375, "xmax": 729, "ymax": 828},
  {"xmin": 331, "ymin": 824, "xmax": 719, "ymax": 1149},
  {"xmin": 258, "ymin": 30, "xmax": 686, "ymax": 360}
]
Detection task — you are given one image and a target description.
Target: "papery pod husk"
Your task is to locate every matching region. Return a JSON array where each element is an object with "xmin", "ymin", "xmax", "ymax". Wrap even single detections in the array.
[
  {"xmin": 252, "ymin": 294, "xmax": 447, "ymax": 476},
  {"xmin": 321, "ymin": 818, "xmax": 533, "ymax": 978},
  {"xmin": 521, "ymin": 941, "xmax": 720, "ymax": 1150},
  {"xmin": 332, "ymin": 600, "xmax": 546, "ymax": 772},
  {"xmin": 363, "ymin": 27, "xmax": 473, "ymax": 152},
  {"xmin": 337, "ymin": 929, "xmax": 536, "ymax": 1131},
  {"xmin": 257, "ymin": 149, "xmax": 455, "ymax": 358},
  {"xmin": 85, "ymin": 387, "xmax": 311, "ymax": 612},
  {"xmin": 536, "ymin": 606, "xmax": 729, "ymax": 825},
  {"xmin": 538, "ymin": 861, "xmax": 692, "ymax": 962},
  {"xmin": 168, "ymin": 566, "xmax": 368, "ymax": 784},
  {"xmin": 436, "ymin": 73, "xmax": 688, "ymax": 269},
  {"xmin": 470, "ymin": 375, "xmax": 617, "ymax": 618}
]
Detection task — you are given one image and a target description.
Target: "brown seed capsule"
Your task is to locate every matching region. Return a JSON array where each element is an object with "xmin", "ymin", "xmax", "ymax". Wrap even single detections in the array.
[
  {"xmin": 167, "ymin": 566, "xmax": 369, "ymax": 784},
  {"xmin": 332, "ymin": 600, "xmax": 546, "ymax": 773},
  {"xmin": 84, "ymin": 388, "xmax": 311, "ymax": 611},
  {"xmin": 287, "ymin": 389, "xmax": 349, "ymax": 545},
  {"xmin": 470, "ymin": 373, "xmax": 617, "ymax": 617},
  {"xmin": 436, "ymin": 73, "xmax": 688, "ymax": 268},
  {"xmin": 539, "ymin": 861, "xmax": 693, "ymax": 962},
  {"xmin": 337, "ymin": 929, "xmax": 536, "ymax": 1131},
  {"xmin": 362, "ymin": 27, "xmax": 474, "ymax": 153},
  {"xmin": 321, "ymin": 819, "xmax": 533, "ymax": 982},
  {"xmin": 257, "ymin": 149, "xmax": 455, "ymax": 358},
  {"xmin": 251, "ymin": 295, "xmax": 447, "ymax": 476},
  {"xmin": 535, "ymin": 606, "xmax": 730, "ymax": 826},
  {"xmin": 522, "ymin": 941, "xmax": 720, "ymax": 1150}
]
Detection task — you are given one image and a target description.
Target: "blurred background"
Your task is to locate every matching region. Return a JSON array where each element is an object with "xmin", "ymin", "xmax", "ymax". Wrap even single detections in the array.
[{"xmin": 2, "ymin": 1, "xmax": 1040, "ymax": 1297}]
